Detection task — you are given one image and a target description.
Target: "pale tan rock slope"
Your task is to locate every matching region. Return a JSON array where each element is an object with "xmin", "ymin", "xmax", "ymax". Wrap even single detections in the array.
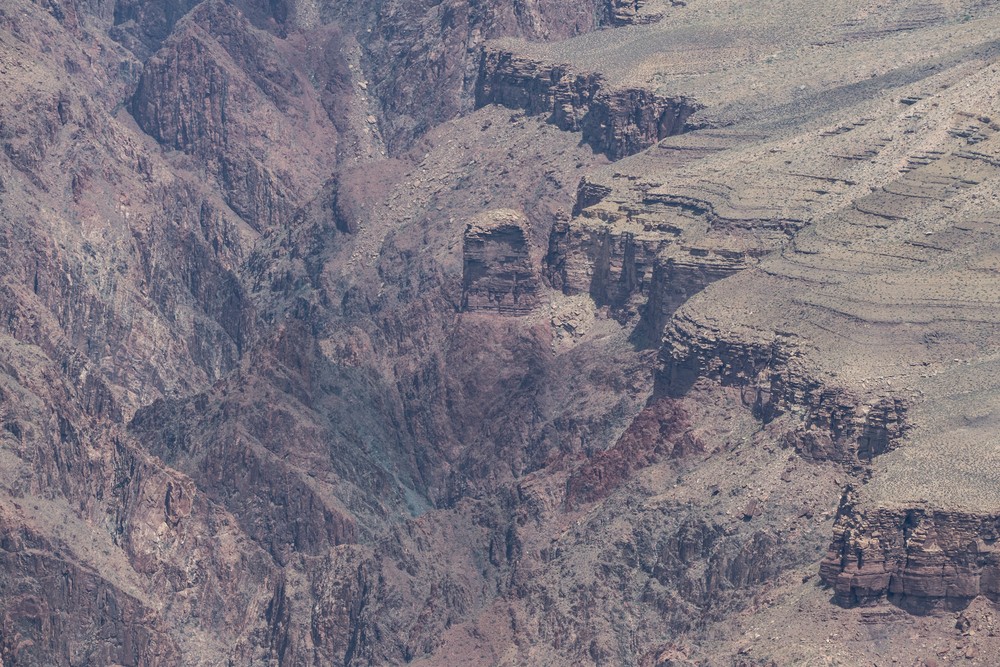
[{"xmin": 488, "ymin": 0, "xmax": 1000, "ymax": 619}]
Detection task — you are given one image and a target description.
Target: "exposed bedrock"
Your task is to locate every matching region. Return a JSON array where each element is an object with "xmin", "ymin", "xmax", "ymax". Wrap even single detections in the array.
[
  {"xmin": 462, "ymin": 209, "xmax": 540, "ymax": 315},
  {"xmin": 130, "ymin": 0, "xmax": 347, "ymax": 230},
  {"xmin": 546, "ymin": 182, "xmax": 752, "ymax": 338},
  {"xmin": 522, "ymin": 519, "xmax": 791, "ymax": 654},
  {"xmin": 548, "ymin": 219, "xmax": 747, "ymax": 328},
  {"xmin": 565, "ymin": 397, "xmax": 695, "ymax": 506},
  {"xmin": 364, "ymin": 0, "xmax": 617, "ymax": 151},
  {"xmin": 507, "ymin": 443, "xmax": 832, "ymax": 667},
  {"xmin": 638, "ymin": 253, "xmax": 745, "ymax": 345},
  {"xmin": 606, "ymin": 0, "xmax": 662, "ymax": 25},
  {"xmin": 821, "ymin": 491, "xmax": 1000, "ymax": 612},
  {"xmin": 0, "ymin": 518, "xmax": 180, "ymax": 667},
  {"xmin": 130, "ymin": 360, "xmax": 369, "ymax": 565},
  {"xmin": 547, "ymin": 218, "xmax": 670, "ymax": 308},
  {"xmin": 0, "ymin": 177, "xmax": 251, "ymax": 409},
  {"xmin": 475, "ymin": 49, "xmax": 700, "ymax": 159},
  {"xmin": 658, "ymin": 314, "xmax": 908, "ymax": 467}
]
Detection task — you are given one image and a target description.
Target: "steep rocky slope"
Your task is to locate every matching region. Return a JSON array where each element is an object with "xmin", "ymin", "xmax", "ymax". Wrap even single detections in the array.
[{"xmin": 5, "ymin": 0, "xmax": 1000, "ymax": 665}]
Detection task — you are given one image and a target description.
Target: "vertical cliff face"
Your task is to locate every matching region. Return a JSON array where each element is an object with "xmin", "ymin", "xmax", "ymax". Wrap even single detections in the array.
[
  {"xmin": 657, "ymin": 312, "xmax": 911, "ymax": 467},
  {"xmin": 636, "ymin": 253, "xmax": 745, "ymax": 345},
  {"xmin": 545, "ymin": 178, "xmax": 760, "ymax": 346},
  {"xmin": 462, "ymin": 210, "xmax": 540, "ymax": 314},
  {"xmin": 475, "ymin": 49, "xmax": 701, "ymax": 159},
  {"xmin": 820, "ymin": 494, "xmax": 1000, "ymax": 612},
  {"xmin": 547, "ymin": 217, "xmax": 672, "ymax": 309},
  {"xmin": 362, "ymin": 0, "xmax": 614, "ymax": 151},
  {"xmin": 474, "ymin": 51, "xmax": 604, "ymax": 123}
]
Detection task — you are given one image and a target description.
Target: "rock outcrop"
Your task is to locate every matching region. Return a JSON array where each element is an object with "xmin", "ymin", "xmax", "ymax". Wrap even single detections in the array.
[
  {"xmin": 547, "ymin": 216, "xmax": 673, "ymax": 307},
  {"xmin": 821, "ymin": 492, "xmax": 1000, "ymax": 612},
  {"xmin": 8, "ymin": 0, "xmax": 1000, "ymax": 665},
  {"xmin": 0, "ymin": 522, "xmax": 180, "ymax": 666},
  {"xmin": 362, "ymin": 0, "xmax": 615, "ymax": 151},
  {"xmin": 130, "ymin": 0, "xmax": 346, "ymax": 230},
  {"xmin": 638, "ymin": 252, "xmax": 745, "ymax": 344},
  {"xmin": 659, "ymin": 313, "xmax": 909, "ymax": 466},
  {"xmin": 565, "ymin": 397, "xmax": 694, "ymax": 506},
  {"xmin": 476, "ymin": 49, "xmax": 700, "ymax": 159},
  {"xmin": 462, "ymin": 209, "xmax": 540, "ymax": 315},
  {"xmin": 607, "ymin": 0, "xmax": 662, "ymax": 26},
  {"xmin": 546, "ymin": 175, "xmax": 764, "ymax": 340}
]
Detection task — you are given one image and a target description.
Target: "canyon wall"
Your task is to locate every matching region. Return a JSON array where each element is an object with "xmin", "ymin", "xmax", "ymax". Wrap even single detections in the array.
[
  {"xmin": 476, "ymin": 49, "xmax": 700, "ymax": 159},
  {"xmin": 821, "ymin": 494, "xmax": 1000, "ymax": 612}
]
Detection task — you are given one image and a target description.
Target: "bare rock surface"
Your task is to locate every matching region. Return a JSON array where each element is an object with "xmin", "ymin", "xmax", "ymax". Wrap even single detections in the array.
[
  {"xmin": 6, "ymin": 0, "xmax": 1000, "ymax": 664},
  {"xmin": 462, "ymin": 209, "xmax": 540, "ymax": 314},
  {"xmin": 476, "ymin": 49, "xmax": 700, "ymax": 159}
]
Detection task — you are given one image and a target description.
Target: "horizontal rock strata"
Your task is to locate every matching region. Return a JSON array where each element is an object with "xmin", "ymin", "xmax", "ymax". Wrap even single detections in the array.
[
  {"xmin": 659, "ymin": 315, "xmax": 908, "ymax": 466},
  {"xmin": 462, "ymin": 209, "xmax": 540, "ymax": 315},
  {"xmin": 476, "ymin": 49, "xmax": 700, "ymax": 159},
  {"xmin": 546, "ymin": 178, "xmax": 764, "ymax": 337},
  {"xmin": 821, "ymin": 492, "xmax": 1000, "ymax": 611}
]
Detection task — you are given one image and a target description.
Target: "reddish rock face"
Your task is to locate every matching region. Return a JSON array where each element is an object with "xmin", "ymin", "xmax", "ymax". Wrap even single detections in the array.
[
  {"xmin": 565, "ymin": 397, "xmax": 693, "ymax": 506},
  {"xmin": 462, "ymin": 210, "xmax": 540, "ymax": 314},
  {"xmin": 8, "ymin": 0, "xmax": 1000, "ymax": 664}
]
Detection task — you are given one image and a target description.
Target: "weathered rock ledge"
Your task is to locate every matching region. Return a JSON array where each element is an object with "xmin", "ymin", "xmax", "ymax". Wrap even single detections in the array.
[
  {"xmin": 658, "ymin": 313, "xmax": 908, "ymax": 466},
  {"xmin": 546, "ymin": 182, "xmax": 763, "ymax": 335},
  {"xmin": 475, "ymin": 49, "xmax": 700, "ymax": 159},
  {"xmin": 607, "ymin": 0, "xmax": 663, "ymax": 26},
  {"xmin": 821, "ymin": 491, "xmax": 1000, "ymax": 611}
]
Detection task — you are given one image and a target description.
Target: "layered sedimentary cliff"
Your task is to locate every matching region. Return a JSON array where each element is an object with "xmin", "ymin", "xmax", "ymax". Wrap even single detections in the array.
[
  {"xmin": 476, "ymin": 49, "xmax": 700, "ymax": 159},
  {"xmin": 362, "ymin": 0, "xmax": 620, "ymax": 151},
  {"xmin": 822, "ymin": 494, "xmax": 1000, "ymax": 612},
  {"xmin": 462, "ymin": 210, "xmax": 540, "ymax": 314},
  {"xmin": 546, "ymin": 181, "xmax": 753, "ymax": 334},
  {"xmin": 659, "ymin": 313, "xmax": 909, "ymax": 466}
]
